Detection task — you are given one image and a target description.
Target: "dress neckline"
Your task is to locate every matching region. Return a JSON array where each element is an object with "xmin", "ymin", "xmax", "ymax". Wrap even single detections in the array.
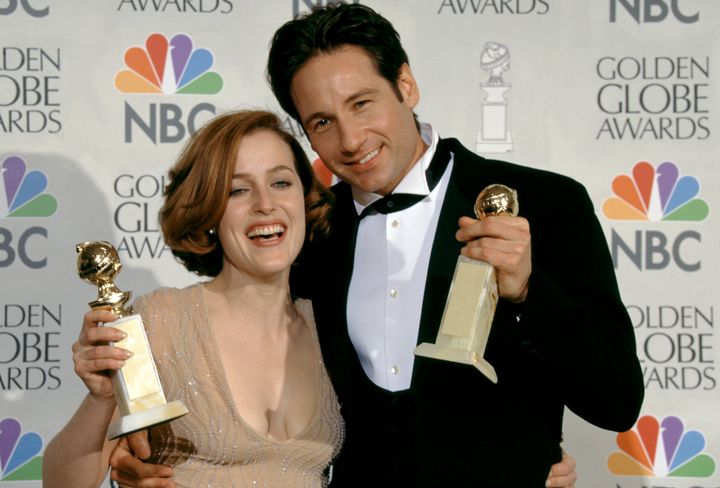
[{"xmin": 193, "ymin": 283, "xmax": 325, "ymax": 445}]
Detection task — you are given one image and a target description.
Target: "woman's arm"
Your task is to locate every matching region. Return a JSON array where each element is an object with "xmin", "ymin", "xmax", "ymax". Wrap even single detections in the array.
[
  {"xmin": 42, "ymin": 309, "xmax": 128, "ymax": 488},
  {"xmin": 42, "ymin": 394, "xmax": 119, "ymax": 488}
]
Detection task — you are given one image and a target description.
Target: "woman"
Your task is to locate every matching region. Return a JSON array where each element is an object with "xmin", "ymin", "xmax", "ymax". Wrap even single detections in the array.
[{"xmin": 42, "ymin": 110, "xmax": 344, "ymax": 487}]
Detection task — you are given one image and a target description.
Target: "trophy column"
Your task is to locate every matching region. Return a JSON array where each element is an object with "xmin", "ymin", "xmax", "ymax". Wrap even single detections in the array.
[
  {"xmin": 476, "ymin": 83, "xmax": 513, "ymax": 153},
  {"xmin": 77, "ymin": 241, "xmax": 188, "ymax": 439}
]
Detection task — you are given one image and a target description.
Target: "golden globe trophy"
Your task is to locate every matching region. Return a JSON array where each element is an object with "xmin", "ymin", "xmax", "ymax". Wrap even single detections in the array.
[
  {"xmin": 76, "ymin": 241, "xmax": 188, "ymax": 439},
  {"xmin": 414, "ymin": 184, "xmax": 518, "ymax": 384}
]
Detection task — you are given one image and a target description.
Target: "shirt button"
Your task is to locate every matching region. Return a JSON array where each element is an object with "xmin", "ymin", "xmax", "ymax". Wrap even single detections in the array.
[
  {"xmin": 391, "ymin": 366, "xmax": 399, "ymax": 374},
  {"xmin": 391, "ymin": 219, "xmax": 399, "ymax": 228},
  {"xmin": 390, "ymin": 289, "xmax": 398, "ymax": 298}
]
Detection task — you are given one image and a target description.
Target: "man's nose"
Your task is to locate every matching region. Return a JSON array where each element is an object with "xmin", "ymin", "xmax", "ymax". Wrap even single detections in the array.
[{"xmin": 338, "ymin": 120, "xmax": 364, "ymax": 155}]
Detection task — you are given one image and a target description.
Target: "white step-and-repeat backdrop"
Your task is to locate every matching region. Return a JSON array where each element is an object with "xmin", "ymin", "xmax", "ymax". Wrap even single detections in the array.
[{"xmin": 1, "ymin": 1, "xmax": 718, "ymax": 486}]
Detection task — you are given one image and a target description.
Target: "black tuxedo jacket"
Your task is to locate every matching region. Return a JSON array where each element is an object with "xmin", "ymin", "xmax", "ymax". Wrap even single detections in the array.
[{"xmin": 295, "ymin": 138, "xmax": 643, "ymax": 487}]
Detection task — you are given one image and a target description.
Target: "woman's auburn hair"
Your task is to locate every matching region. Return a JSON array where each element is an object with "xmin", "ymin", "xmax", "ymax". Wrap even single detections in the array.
[{"xmin": 160, "ymin": 110, "xmax": 334, "ymax": 277}]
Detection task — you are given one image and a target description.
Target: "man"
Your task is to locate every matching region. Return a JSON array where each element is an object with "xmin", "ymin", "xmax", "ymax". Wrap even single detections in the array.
[
  {"xmin": 112, "ymin": 4, "xmax": 641, "ymax": 486},
  {"xmin": 268, "ymin": 4, "xmax": 642, "ymax": 486}
]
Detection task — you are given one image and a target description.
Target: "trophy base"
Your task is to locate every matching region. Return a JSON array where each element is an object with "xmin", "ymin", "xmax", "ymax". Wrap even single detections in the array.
[
  {"xmin": 476, "ymin": 133, "xmax": 513, "ymax": 154},
  {"xmin": 414, "ymin": 342, "xmax": 498, "ymax": 384},
  {"xmin": 107, "ymin": 400, "xmax": 189, "ymax": 440}
]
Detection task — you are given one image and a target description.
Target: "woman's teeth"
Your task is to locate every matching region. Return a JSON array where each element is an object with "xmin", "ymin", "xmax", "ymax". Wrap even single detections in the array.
[{"xmin": 247, "ymin": 224, "xmax": 285, "ymax": 239}]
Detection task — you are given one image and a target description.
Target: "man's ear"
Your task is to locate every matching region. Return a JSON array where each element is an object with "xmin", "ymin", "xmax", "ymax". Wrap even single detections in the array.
[{"xmin": 396, "ymin": 63, "xmax": 420, "ymax": 109}]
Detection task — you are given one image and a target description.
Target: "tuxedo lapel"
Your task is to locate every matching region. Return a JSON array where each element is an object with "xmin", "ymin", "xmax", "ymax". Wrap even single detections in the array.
[
  {"xmin": 328, "ymin": 182, "xmax": 359, "ymax": 302},
  {"xmin": 313, "ymin": 182, "xmax": 365, "ymax": 392}
]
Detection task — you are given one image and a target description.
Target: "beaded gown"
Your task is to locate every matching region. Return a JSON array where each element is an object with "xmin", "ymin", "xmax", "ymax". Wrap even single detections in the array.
[{"xmin": 133, "ymin": 285, "xmax": 345, "ymax": 487}]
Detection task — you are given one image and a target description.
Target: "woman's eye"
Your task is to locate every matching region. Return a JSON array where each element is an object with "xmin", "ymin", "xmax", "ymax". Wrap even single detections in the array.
[
  {"xmin": 229, "ymin": 187, "xmax": 248, "ymax": 196},
  {"xmin": 273, "ymin": 180, "xmax": 291, "ymax": 189}
]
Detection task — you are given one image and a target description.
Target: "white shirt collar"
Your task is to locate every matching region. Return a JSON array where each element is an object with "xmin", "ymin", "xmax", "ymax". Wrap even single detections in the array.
[{"xmin": 352, "ymin": 123, "xmax": 439, "ymax": 215}]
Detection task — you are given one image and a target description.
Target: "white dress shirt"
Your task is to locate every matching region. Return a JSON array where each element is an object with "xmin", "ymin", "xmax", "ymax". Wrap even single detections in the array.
[{"xmin": 347, "ymin": 124, "xmax": 454, "ymax": 391}]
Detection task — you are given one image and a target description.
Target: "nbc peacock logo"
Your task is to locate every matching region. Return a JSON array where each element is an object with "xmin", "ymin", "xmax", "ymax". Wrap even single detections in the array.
[
  {"xmin": 312, "ymin": 158, "xmax": 336, "ymax": 188},
  {"xmin": 0, "ymin": 418, "xmax": 43, "ymax": 481},
  {"xmin": 603, "ymin": 161, "xmax": 709, "ymax": 221},
  {"xmin": 1, "ymin": 156, "xmax": 58, "ymax": 218},
  {"xmin": 115, "ymin": 33, "xmax": 223, "ymax": 94},
  {"xmin": 608, "ymin": 415, "xmax": 716, "ymax": 478}
]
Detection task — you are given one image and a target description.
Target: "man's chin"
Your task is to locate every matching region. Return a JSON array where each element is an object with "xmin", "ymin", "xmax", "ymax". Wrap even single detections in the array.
[{"xmin": 340, "ymin": 175, "xmax": 382, "ymax": 194}]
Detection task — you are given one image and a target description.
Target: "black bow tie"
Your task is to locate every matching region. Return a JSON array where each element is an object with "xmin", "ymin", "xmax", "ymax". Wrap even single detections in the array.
[{"xmin": 359, "ymin": 139, "xmax": 451, "ymax": 218}]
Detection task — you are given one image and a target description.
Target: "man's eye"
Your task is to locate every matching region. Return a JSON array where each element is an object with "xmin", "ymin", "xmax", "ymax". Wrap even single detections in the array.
[{"xmin": 314, "ymin": 119, "xmax": 330, "ymax": 131}]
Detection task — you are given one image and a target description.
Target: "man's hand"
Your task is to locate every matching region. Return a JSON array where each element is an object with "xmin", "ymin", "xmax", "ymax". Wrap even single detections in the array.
[
  {"xmin": 109, "ymin": 431, "xmax": 175, "ymax": 488},
  {"xmin": 456, "ymin": 215, "xmax": 531, "ymax": 302},
  {"xmin": 546, "ymin": 450, "xmax": 578, "ymax": 488}
]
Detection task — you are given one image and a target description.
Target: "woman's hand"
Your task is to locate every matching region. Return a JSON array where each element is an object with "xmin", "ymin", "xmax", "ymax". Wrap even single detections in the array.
[
  {"xmin": 72, "ymin": 310, "xmax": 132, "ymax": 398},
  {"xmin": 546, "ymin": 449, "xmax": 577, "ymax": 487}
]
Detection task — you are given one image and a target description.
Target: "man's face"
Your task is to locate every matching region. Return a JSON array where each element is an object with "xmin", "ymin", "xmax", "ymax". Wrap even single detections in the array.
[{"xmin": 290, "ymin": 45, "xmax": 426, "ymax": 196}]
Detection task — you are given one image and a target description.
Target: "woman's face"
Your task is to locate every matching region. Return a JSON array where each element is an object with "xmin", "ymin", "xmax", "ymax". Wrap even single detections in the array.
[{"xmin": 217, "ymin": 129, "xmax": 306, "ymax": 281}]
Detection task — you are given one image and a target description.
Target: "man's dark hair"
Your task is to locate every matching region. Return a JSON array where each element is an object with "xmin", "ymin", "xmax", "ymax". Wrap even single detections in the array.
[{"xmin": 267, "ymin": 3, "xmax": 410, "ymax": 124}]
